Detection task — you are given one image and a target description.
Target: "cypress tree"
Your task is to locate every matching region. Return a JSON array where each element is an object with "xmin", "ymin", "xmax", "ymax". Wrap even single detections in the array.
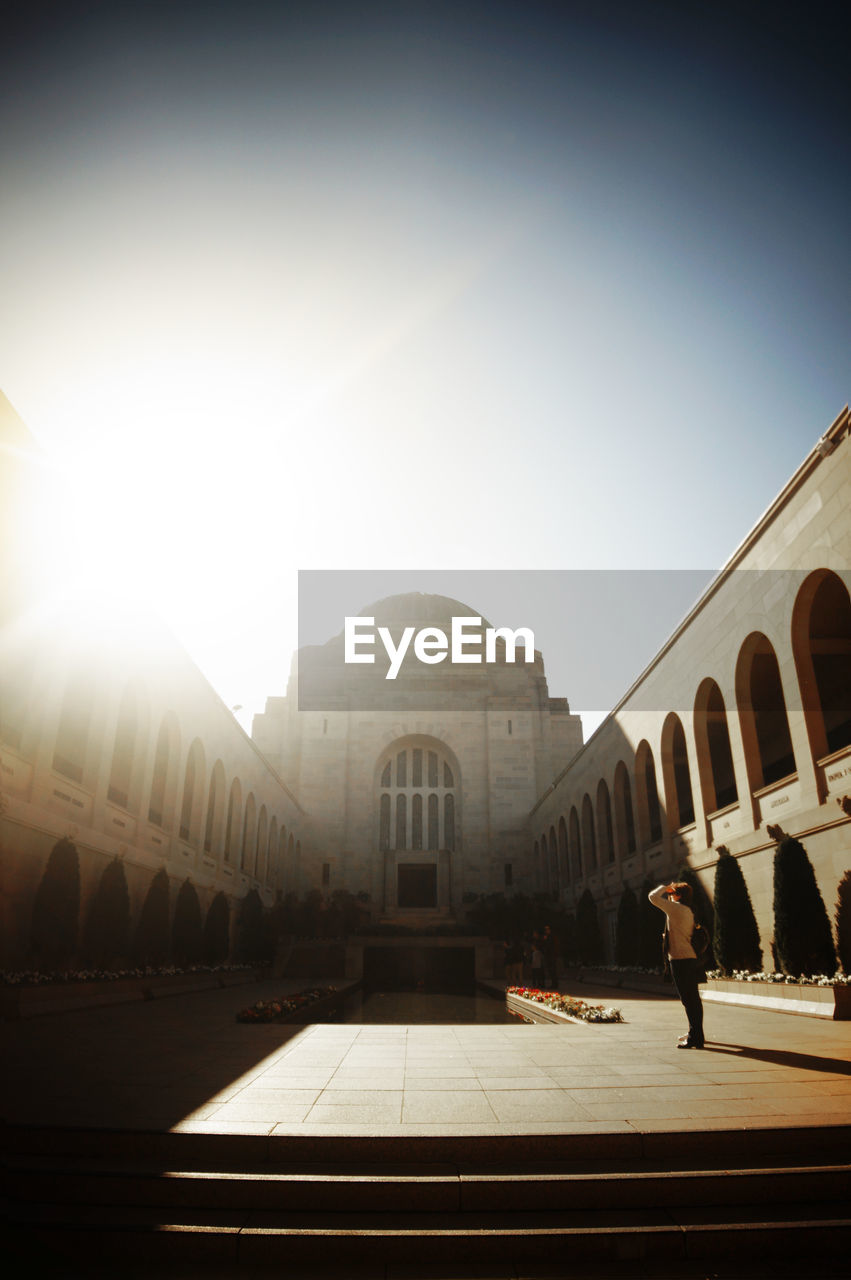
[
  {"xmin": 83, "ymin": 857, "xmax": 130, "ymax": 966},
  {"xmin": 615, "ymin": 887, "xmax": 639, "ymax": 965},
  {"xmin": 203, "ymin": 891, "xmax": 230, "ymax": 965},
  {"xmin": 712, "ymin": 850, "xmax": 762, "ymax": 974},
  {"xmin": 31, "ymin": 837, "xmax": 80, "ymax": 967},
  {"xmin": 638, "ymin": 877, "xmax": 662, "ymax": 969},
  {"xmin": 172, "ymin": 879, "xmax": 203, "ymax": 966},
  {"xmin": 575, "ymin": 889, "xmax": 604, "ymax": 964},
  {"xmin": 132, "ymin": 867, "xmax": 170, "ymax": 966},
  {"xmin": 833, "ymin": 870, "xmax": 851, "ymax": 974},
  {"xmin": 773, "ymin": 837, "xmax": 836, "ymax": 977}
]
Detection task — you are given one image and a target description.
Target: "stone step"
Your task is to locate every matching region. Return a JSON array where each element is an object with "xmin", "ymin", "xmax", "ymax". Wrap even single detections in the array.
[
  {"xmin": 9, "ymin": 1200, "xmax": 851, "ymax": 1266},
  {"xmin": 5, "ymin": 1120, "xmax": 850, "ymax": 1166},
  {"xmin": 8, "ymin": 1155, "xmax": 850, "ymax": 1213}
]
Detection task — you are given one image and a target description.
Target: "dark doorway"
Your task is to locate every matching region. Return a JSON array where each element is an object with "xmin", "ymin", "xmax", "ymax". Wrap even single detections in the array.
[{"xmin": 397, "ymin": 863, "xmax": 437, "ymax": 908}]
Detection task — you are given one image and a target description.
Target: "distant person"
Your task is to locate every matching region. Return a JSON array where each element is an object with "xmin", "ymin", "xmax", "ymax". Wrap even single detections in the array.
[{"xmin": 649, "ymin": 881, "xmax": 705, "ymax": 1049}]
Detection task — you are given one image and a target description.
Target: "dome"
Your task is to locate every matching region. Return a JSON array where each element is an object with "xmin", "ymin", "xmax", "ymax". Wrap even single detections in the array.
[{"xmin": 358, "ymin": 592, "xmax": 492, "ymax": 631}]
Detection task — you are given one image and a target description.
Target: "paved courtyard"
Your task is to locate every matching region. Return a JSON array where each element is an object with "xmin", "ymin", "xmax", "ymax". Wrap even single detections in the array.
[{"xmin": 2, "ymin": 978, "xmax": 849, "ymax": 1138}]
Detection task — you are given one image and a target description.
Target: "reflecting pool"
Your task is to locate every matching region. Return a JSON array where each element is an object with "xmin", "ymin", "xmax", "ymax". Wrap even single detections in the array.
[{"xmin": 342, "ymin": 988, "xmax": 524, "ymax": 1024}]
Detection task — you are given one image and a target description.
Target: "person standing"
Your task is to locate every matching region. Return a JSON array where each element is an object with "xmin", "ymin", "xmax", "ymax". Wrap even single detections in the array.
[{"xmin": 649, "ymin": 881, "xmax": 705, "ymax": 1049}]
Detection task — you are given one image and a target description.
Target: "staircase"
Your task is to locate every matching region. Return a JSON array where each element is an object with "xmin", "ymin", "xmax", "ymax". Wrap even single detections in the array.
[{"xmin": 4, "ymin": 1123, "xmax": 849, "ymax": 1272}]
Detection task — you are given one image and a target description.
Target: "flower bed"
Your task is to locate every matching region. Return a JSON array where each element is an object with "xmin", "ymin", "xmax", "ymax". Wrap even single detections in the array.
[
  {"xmin": 236, "ymin": 986, "xmax": 339, "ymax": 1023},
  {"xmin": 506, "ymin": 986, "xmax": 623, "ymax": 1023},
  {"xmin": 702, "ymin": 971, "xmax": 850, "ymax": 1020},
  {"xmin": 0, "ymin": 965, "xmax": 267, "ymax": 1019}
]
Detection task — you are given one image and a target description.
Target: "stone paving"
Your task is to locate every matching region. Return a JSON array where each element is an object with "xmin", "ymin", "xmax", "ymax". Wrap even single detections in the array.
[{"xmin": 2, "ymin": 976, "xmax": 849, "ymax": 1137}]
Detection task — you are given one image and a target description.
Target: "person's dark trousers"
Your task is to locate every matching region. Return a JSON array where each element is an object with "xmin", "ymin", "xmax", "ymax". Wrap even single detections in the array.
[{"xmin": 670, "ymin": 958, "xmax": 705, "ymax": 1046}]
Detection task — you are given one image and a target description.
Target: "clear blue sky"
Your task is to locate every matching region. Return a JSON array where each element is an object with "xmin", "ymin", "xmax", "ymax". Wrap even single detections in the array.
[{"xmin": 2, "ymin": 1, "xmax": 848, "ymax": 730}]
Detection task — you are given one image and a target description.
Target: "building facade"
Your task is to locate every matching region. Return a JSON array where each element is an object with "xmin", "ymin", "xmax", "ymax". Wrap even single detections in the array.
[
  {"xmin": 252, "ymin": 592, "xmax": 584, "ymax": 915},
  {"xmin": 529, "ymin": 406, "xmax": 851, "ymax": 963}
]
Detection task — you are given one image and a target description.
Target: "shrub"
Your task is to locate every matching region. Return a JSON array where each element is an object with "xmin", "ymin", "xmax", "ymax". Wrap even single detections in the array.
[
  {"xmin": 712, "ymin": 850, "xmax": 762, "ymax": 975},
  {"xmin": 83, "ymin": 857, "xmax": 130, "ymax": 965},
  {"xmin": 172, "ymin": 879, "xmax": 203, "ymax": 966},
  {"xmin": 203, "ymin": 891, "xmax": 231, "ymax": 965},
  {"xmin": 834, "ymin": 870, "xmax": 851, "ymax": 974},
  {"xmin": 31, "ymin": 837, "xmax": 80, "ymax": 966},
  {"xmin": 575, "ymin": 889, "xmax": 604, "ymax": 964},
  {"xmin": 773, "ymin": 837, "xmax": 836, "ymax": 976},
  {"xmin": 132, "ymin": 867, "xmax": 170, "ymax": 966},
  {"xmin": 615, "ymin": 887, "xmax": 639, "ymax": 966}
]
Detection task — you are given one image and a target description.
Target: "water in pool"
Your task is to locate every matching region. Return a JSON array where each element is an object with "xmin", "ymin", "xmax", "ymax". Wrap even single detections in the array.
[{"xmin": 343, "ymin": 988, "xmax": 524, "ymax": 1024}]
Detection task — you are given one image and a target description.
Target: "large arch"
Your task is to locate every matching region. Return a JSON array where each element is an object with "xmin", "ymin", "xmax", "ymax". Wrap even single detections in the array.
[
  {"xmin": 791, "ymin": 569, "xmax": 851, "ymax": 764},
  {"xmin": 254, "ymin": 805, "xmax": 268, "ymax": 879},
  {"xmin": 635, "ymin": 740, "xmax": 663, "ymax": 847},
  {"xmin": 241, "ymin": 792, "xmax": 257, "ymax": 871},
  {"xmin": 596, "ymin": 779, "xmax": 614, "ymax": 864},
  {"xmin": 568, "ymin": 806, "xmax": 582, "ymax": 880},
  {"xmin": 661, "ymin": 712, "xmax": 695, "ymax": 830},
  {"xmin": 558, "ymin": 816, "xmax": 569, "ymax": 887},
  {"xmin": 178, "ymin": 738, "xmax": 206, "ymax": 847},
  {"xmin": 148, "ymin": 712, "xmax": 180, "ymax": 830},
  {"xmin": 613, "ymin": 760, "xmax": 636, "ymax": 859},
  {"xmin": 581, "ymin": 793, "xmax": 597, "ymax": 871},
  {"xmin": 203, "ymin": 759, "xmax": 227, "ymax": 856},
  {"xmin": 374, "ymin": 736, "xmax": 460, "ymax": 853},
  {"xmin": 735, "ymin": 632, "xmax": 796, "ymax": 790},
  {"xmin": 224, "ymin": 777, "xmax": 242, "ymax": 863},
  {"xmin": 694, "ymin": 678, "xmax": 738, "ymax": 813}
]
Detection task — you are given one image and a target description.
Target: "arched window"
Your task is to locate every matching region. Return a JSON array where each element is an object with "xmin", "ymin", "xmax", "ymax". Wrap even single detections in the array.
[
  {"xmin": 596, "ymin": 780, "xmax": 614, "ymax": 864},
  {"xmin": 148, "ymin": 714, "xmax": 179, "ymax": 828},
  {"xmin": 241, "ymin": 793, "xmax": 256, "ymax": 870},
  {"xmin": 107, "ymin": 684, "xmax": 138, "ymax": 809},
  {"xmin": 203, "ymin": 760, "xmax": 226, "ymax": 855},
  {"xmin": 255, "ymin": 805, "xmax": 268, "ymax": 878},
  {"xmin": 379, "ymin": 794, "xmax": 391, "ymax": 851},
  {"xmin": 52, "ymin": 669, "xmax": 96, "ymax": 783},
  {"xmin": 694, "ymin": 679, "xmax": 738, "ymax": 812},
  {"xmin": 792, "ymin": 570, "xmax": 851, "ymax": 761},
  {"xmin": 569, "ymin": 806, "xmax": 582, "ymax": 879},
  {"xmin": 558, "ymin": 816, "xmax": 569, "ymax": 885},
  {"xmin": 376, "ymin": 740, "xmax": 458, "ymax": 851},
  {"xmin": 662, "ymin": 713, "xmax": 695, "ymax": 829},
  {"xmin": 224, "ymin": 778, "xmax": 242, "ymax": 863},
  {"xmin": 179, "ymin": 739, "xmax": 206, "ymax": 846},
  {"xmin": 635, "ymin": 741, "xmax": 663, "ymax": 846},
  {"xmin": 444, "ymin": 794, "xmax": 455, "ymax": 851},
  {"xmin": 581, "ymin": 793, "xmax": 597, "ymax": 871},
  {"xmin": 613, "ymin": 761, "xmax": 636, "ymax": 857},
  {"xmin": 268, "ymin": 817, "xmax": 278, "ymax": 884},
  {"xmin": 736, "ymin": 633, "xmax": 796, "ymax": 789},
  {"xmin": 412, "ymin": 793, "xmax": 423, "ymax": 849},
  {"xmin": 549, "ymin": 824, "xmax": 559, "ymax": 895}
]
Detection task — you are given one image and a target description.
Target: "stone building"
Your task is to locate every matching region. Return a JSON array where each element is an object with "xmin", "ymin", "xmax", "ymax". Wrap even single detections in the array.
[
  {"xmin": 0, "ymin": 393, "xmax": 306, "ymax": 967},
  {"xmin": 252, "ymin": 592, "xmax": 584, "ymax": 915},
  {"xmin": 2, "ymin": 387, "xmax": 849, "ymax": 969},
  {"xmin": 529, "ymin": 406, "xmax": 851, "ymax": 963}
]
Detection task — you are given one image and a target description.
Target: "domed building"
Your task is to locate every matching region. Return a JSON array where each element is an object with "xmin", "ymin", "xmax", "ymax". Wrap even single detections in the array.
[{"xmin": 251, "ymin": 593, "xmax": 584, "ymax": 917}]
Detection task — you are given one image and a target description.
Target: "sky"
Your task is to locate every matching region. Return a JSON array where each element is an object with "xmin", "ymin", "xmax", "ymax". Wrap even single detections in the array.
[{"xmin": 2, "ymin": 1, "xmax": 848, "ymax": 735}]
